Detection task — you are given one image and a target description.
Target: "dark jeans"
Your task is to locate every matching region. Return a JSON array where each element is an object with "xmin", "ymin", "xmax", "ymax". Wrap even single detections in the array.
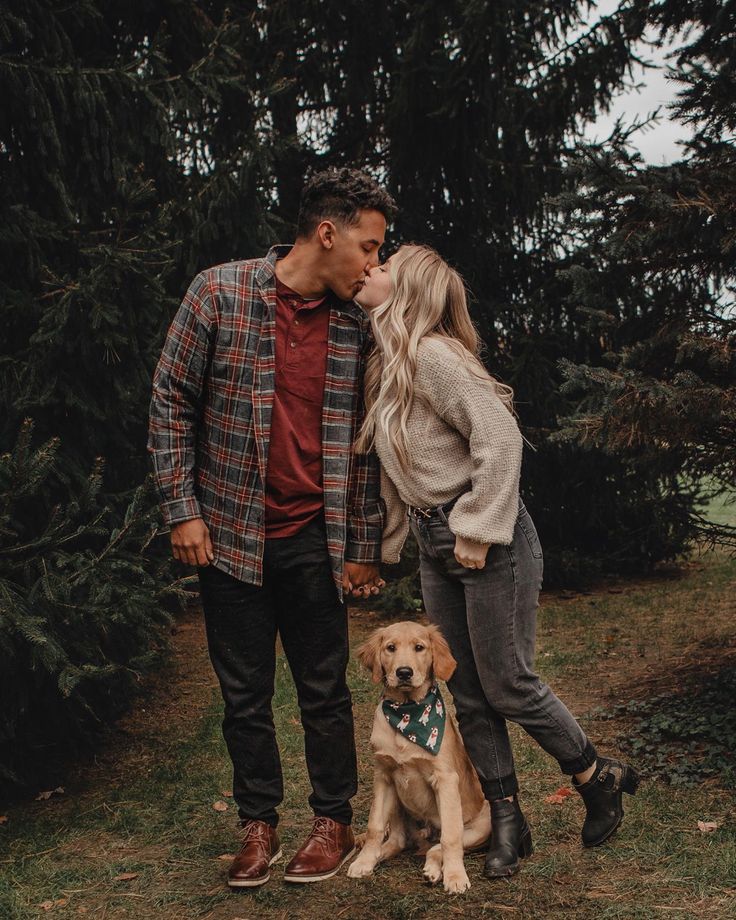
[
  {"xmin": 198, "ymin": 515, "xmax": 357, "ymax": 827},
  {"xmin": 410, "ymin": 500, "xmax": 596, "ymax": 801}
]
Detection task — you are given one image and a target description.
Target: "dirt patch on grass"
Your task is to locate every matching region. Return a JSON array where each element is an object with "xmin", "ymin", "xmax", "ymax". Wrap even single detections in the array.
[
  {"xmin": 82, "ymin": 607, "xmax": 218, "ymax": 784},
  {"xmin": 537, "ymin": 557, "xmax": 736, "ymax": 706}
]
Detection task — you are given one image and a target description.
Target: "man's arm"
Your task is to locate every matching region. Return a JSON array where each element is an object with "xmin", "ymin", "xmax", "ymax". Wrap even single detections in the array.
[
  {"xmin": 148, "ymin": 272, "xmax": 217, "ymax": 559},
  {"xmin": 344, "ymin": 445, "xmax": 385, "ymax": 595}
]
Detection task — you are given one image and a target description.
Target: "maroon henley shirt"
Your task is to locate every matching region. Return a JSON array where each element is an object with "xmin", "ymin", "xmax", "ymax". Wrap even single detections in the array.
[{"xmin": 264, "ymin": 276, "xmax": 331, "ymax": 538}]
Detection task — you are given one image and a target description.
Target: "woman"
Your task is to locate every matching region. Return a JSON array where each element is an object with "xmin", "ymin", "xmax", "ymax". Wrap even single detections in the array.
[{"xmin": 354, "ymin": 244, "xmax": 639, "ymax": 878}]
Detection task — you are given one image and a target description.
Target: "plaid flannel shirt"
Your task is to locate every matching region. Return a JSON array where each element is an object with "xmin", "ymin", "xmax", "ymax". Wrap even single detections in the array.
[{"xmin": 148, "ymin": 245, "xmax": 383, "ymax": 598}]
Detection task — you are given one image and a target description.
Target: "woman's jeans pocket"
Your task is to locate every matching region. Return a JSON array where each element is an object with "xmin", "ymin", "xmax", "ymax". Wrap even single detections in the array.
[{"xmin": 517, "ymin": 505, "xmax": 543, "ymax": 559}]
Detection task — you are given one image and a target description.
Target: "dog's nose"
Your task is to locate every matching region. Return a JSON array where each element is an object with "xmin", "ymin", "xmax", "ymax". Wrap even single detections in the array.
[{"xmin": 396, "ymin": 666, "xmax": 413, "ymax": 682}]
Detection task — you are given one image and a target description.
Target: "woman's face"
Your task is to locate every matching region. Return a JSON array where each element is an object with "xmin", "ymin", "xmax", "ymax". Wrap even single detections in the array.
[{"xmin": 354, "ymin": 258, "xmax": 393, "ymax": 311}]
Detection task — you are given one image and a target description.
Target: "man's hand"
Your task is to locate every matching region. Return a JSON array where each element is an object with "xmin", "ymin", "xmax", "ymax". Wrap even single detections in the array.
[
  {"xmin": 171, "ymin": 518, "xmax": 215, "ymax": 567},
  {"xmin": 454, "ymin": 535, "xmax": 491, "ymax": 570},
  {"xmin": 343, "ymin": 562, "xmax": 385, "ymax": 599}
]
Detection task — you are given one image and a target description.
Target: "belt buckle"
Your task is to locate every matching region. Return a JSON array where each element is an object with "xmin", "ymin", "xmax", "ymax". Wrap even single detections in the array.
[{"xmin": 412, "ymin": 505, "xmax": 432, "ymax": 519}]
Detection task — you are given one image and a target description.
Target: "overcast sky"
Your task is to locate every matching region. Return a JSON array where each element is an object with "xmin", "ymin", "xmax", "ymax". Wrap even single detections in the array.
[{"xmin": 582, "ymin": 0, "xmax": 692, "ymax": 163}]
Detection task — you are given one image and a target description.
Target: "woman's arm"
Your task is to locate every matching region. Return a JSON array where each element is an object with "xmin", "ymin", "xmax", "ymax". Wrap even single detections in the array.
[
  {"xmin": 380, "ymin": 466, "xmax": 410, "ymax": 563},
  {"xmin": 417, "ymin": 339, "xmax": 523, "ymax": 547}
]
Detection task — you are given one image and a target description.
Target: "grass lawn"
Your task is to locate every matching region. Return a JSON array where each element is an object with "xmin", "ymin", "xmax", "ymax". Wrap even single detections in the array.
[{"xmin": 1, "ymin": 550, "xmax": 734, "ymax": 919}]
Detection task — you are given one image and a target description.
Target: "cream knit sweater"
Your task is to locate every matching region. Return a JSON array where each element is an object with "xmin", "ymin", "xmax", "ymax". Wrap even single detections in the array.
[{"xmin": 375, "ymin": 336, "xmax": 523, "ymax": 563}]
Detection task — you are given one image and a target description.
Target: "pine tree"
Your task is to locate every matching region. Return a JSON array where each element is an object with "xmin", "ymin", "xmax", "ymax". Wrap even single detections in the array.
[
  {"xmin": 0, "ymin": 1, "xmax": 275, "ymax": 785},
  {"xmin": 0, "ymin": 421, "xmax": 185, "ymax": 788},
  {"xmin": 555, "ymin": 0, "xmax": 736, "ymax": 550},
  {"xmin": 0, "ymin": 0, "xmax": 275, "ymax": 492}
]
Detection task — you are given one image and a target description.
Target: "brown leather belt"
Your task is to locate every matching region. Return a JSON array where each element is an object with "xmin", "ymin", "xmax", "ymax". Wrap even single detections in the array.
[{"xmin": 407, "ymin": 493, "xmax": 463, "ymax": 521}]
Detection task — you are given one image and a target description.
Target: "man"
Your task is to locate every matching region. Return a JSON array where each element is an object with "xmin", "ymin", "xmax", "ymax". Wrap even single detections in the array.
[{"xmin": 148, "ymin": 168, "xmax": 396, "ymax": 888}]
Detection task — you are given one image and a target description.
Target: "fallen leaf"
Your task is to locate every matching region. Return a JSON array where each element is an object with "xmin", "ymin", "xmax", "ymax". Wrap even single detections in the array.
[
  {"xmin": 217, "ymin": 853, "xmax": 236, "ymax": 860},
  {"xmin": 698, "ymin": 820, "xmax": 720, "ymax": 834},
  {"xmin": 544, "ymin": 786, "xmax": 574, "ymax": 805},
  {"xmin": 0, "ymin": 815, "xmax": 8, "ymax": 824},
  {"xmin": 212, "ymin": 800, "xmax": 228, "ymax": 812},
  {"xmin": 35, "ymin": 787, "xmax": 65, "ymax": 802},
  {"xmin": 221, "ymin": 790, "xmax": 233, "ymax": 798},
  {"xmin": 38, "ymin": 903, "xmax": 55, "ymax": 911},
  {"xmin": 113, "ymin": 872, "xmax": 139, "ymax": 881}
]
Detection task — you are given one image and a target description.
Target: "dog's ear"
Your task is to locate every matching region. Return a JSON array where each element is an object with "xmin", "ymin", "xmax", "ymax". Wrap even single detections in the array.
[
  {"xmin": 357, "ymin": 629, "xmax": 384, "ymax": 683},
  {"xmin": 428, "ymin": 624, "xmax": 457, "ymax": 681}
]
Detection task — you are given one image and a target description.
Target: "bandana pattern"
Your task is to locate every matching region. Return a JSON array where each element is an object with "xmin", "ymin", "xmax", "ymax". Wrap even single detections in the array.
[{"xmin": 382, "ymin": 684, "xmax": 446, "ymax": 755}]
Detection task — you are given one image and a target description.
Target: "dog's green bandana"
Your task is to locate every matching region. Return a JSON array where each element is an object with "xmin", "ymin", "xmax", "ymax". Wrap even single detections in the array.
[{"xmin": 382, "ymin": 684, "xmax": 446, "ymax": 755}]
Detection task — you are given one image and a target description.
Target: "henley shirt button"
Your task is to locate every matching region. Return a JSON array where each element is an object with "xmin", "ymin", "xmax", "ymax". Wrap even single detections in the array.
[{"xmin": 290, "ymin": 341, "xmax": 296, "ymax": 348}]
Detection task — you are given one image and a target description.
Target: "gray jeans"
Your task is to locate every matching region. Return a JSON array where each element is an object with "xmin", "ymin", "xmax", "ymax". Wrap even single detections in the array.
[{"xmin": 409, "ymin": 499, "xmax": 596, "ymax": 801}]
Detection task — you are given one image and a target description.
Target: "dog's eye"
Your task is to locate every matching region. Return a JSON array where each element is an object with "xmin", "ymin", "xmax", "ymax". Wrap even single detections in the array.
[
  {"xmin": 415, "ymin": 644, "xmax": 425, "ymax": 652},
  {"xmin": 386, "ymin": 643, "xmax": 396, "ymax": 652}
]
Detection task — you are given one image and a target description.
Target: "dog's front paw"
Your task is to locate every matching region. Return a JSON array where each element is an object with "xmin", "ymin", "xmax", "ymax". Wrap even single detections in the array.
[
  {"xmin": 443, "ymin": 867, "xmax": 471, "ymax": 894},
  {"xmin": 347, "ymin": 855, "xmax": 375, "ymax": 879},
  {"xmin": 422, "ymin": 862, "xmax": 442, "ymax": 884}
]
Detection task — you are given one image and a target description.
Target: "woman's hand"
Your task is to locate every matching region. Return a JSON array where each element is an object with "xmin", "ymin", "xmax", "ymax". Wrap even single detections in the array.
[{"xmin": 454, "ymin": 535, "xmax": 491, "ymax": 570}]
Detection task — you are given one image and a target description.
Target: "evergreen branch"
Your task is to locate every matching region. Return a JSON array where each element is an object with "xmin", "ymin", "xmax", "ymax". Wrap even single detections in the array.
[
  {"xmin": 0, "ymin": 57, "xmax": 141, "ymax": 77},
  {"xmin": 65, "ymin": 498, "xmax": 150, "ymax": 589},
  {"xmin": 0, "ymin": 510, "xmax": 106, "ymax": 558},
  {"xmin": 526, "ymin": 2, "xmax": 653, "ymax": 77}
]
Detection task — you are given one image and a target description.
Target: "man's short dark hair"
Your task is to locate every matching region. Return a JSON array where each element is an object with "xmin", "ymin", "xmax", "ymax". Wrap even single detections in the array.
[{"xmin": 295, "ymin": 167, "xmax": 397, "ymax": 238}]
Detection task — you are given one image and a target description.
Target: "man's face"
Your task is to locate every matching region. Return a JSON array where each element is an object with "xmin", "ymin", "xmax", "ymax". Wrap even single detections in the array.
[{"xmin": 324, "ymin": 209, "xmax": 386, "ymax": 301}]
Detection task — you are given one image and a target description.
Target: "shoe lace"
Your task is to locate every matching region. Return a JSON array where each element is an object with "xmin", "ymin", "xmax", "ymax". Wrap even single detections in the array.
[
  {"xmin": 310, "ymin": 816, "xmax": 335, "ymax": 846},
  {"xmin": 241, "ymin": 819, "xmax": 269, "ymax": 847}
]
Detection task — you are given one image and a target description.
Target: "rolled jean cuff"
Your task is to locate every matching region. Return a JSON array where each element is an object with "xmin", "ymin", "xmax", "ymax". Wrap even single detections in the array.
[
  {"xmin": 480, "ymin": 772, "xmax": 520, "ymax": 803},
  {"xmin": 558, "ymin": 739, "xmax": 598, "ymax": 776}
]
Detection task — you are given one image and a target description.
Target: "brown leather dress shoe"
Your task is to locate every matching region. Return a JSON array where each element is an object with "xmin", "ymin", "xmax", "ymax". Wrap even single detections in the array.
[
  {"xmin": 283, "ymin": 816, "xmax": 356, "ymax": 883},
  {"xmin": 227, "ymin": 819, "xmax": 282, "ymax": 888}
]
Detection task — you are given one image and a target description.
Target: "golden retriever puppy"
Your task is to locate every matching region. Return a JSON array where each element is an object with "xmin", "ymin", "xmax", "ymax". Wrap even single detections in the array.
[{"xmin": 348, "ymin": 621, "xmax": 490, "ymax": 893}]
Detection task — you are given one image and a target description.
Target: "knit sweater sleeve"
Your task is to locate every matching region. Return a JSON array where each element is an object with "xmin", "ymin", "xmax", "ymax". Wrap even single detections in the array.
[
  {"xmin": 380, "ymin": 465, "xmax": 410, "ymax": 563},
  {"xmin": 416, "ymin": 338, "xmax": 522, "ymax": 545}
]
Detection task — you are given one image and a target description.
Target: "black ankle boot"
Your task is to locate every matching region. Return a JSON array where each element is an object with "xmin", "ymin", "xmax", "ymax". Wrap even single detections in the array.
[
  {"xmin": 484, "ymin": 797, "xmax": 533, "ymax": 878},
  {"xmin": 574, "ymin": 756, "xmax": 640, "ymax": 847}
]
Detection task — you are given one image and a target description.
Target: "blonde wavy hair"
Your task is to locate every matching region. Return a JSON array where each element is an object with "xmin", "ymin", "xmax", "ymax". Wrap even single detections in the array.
[{"xmin": 355, "ymin": 244, "xmax": 514, "ymax": 470}]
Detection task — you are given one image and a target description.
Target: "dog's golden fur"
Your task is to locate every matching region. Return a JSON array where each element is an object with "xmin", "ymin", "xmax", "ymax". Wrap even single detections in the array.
[{"xmin": 348, "ymin": 621, "xmax": 490, "ymax": 893}]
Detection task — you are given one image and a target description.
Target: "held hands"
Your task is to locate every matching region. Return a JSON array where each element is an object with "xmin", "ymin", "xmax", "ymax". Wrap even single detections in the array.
[
  {"xmin": 169, "ymin": 522, "xmax": 386, "ymax": 596},
  {"xmin": 343, "ymin": 562, "xmax": 385, "ymax": 599},
  {"xmin": 170, "ymin": 518, "xmax": 215, "ymax": 567},
  {"xmin": 454, "ymin": 534, "xmax": 491, "ymax": 570}
]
